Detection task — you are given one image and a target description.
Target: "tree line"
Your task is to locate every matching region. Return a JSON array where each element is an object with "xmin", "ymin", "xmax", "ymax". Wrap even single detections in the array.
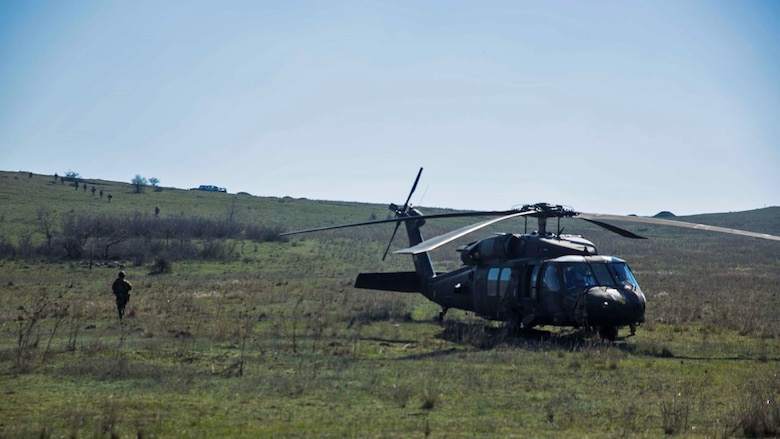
[{"xmin": 0, "ymin": 211, "xmax": 286, "ymax": 264}]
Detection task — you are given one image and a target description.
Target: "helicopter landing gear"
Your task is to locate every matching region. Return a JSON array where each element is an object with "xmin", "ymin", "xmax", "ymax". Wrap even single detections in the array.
[
  {"xmin": 599, "ymin": 326, "xmax": 618, "ymax": 341},
  {"xmin": 437, "ymin": 307, "xmax": 449, "ymax": 323},
  {"xmin": 501, "ymin": 319, "xmax": 521, "ymax": 336}
]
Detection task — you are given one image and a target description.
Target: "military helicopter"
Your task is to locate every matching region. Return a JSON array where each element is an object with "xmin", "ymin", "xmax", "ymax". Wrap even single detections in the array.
[{"xmin": 282, "ymin": 168, "xmax": 780, "ymax": 340}]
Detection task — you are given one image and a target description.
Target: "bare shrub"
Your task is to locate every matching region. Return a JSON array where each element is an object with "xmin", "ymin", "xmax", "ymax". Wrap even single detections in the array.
[
  {"xmin": 0, "ymin": 236, "xmax": 17, "ymax": 259},
  {"xmin": 165, "ymin": 239, "xmax": 201, "ymax": 260},
  {"xmin": 8, "ymin": 209, "xmax": 293, "ymax": 264},
  {"xmin": 151, "ymin": 256, "xmax": 172, "ymax": 274},
  {"xmin": 40, "ymin": 299, "xmax": 69, "ymax": 364},
  {"xmin": 15, "ymin": 295, "xmax": 49, "ymax": 373},
  {"xmin": 730, "ymin": 378, "xmax": 780, "ymax": 438},
  {"xmin": 200, "ymin": 240, "xmax": 236, "ymax": 260},
  {"xmin": 244, "ymin": 224, "xmax": 288, "ymax": 242},
  {"xmin": 389, "ymin": 383, "xmax": 415, "ymax": 408},
  {"xmin": 98, "ymin": 397, "xmax": 123, "ymax": 437},
  {"xmin": 660, "ymin": 392, "xmax": 690, "ymax": 435},
  {"xmin": 16, "ymin": 233, "xmax": 33, "ymax": 258},
  {"xmin": 56, "ymin": 214, "xmax": 109, "ymax": 259},
  {"xmin": 421, "ymin": 384, "xmax": 439, "ymax": 410}
]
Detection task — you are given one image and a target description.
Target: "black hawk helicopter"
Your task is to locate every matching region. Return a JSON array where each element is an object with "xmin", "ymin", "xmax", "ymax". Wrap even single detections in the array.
[{"xmin": 282, "ymin": 168, "xmax": 780, "ymax": 340}]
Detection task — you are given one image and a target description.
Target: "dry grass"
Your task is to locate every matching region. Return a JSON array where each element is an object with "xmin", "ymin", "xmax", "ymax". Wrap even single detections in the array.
[{"xmin": 0, "ymin": 171, "xmax": 779, "ymax": 437}]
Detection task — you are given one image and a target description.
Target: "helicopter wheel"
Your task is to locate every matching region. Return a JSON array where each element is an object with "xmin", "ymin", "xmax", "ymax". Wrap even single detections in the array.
[{"xmin": 599, "ymin": 326, "xmax": 618, "ymax": 341}]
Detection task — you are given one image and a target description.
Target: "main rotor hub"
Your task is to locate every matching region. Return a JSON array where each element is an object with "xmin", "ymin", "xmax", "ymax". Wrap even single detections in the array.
[
  {"xmin": 517, "ymin": 203, "xmax": 578, "ymax": 219},
  {"xmin": 515, "ymin": 203, "xmax": 578, "ymax": 235}
]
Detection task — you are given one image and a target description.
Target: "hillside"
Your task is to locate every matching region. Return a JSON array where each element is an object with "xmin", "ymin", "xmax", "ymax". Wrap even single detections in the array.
[
  {"xmin": 1, "ymin": 169, "xmax": 779, "ymax": 438},
  {"xmin": 3, "ymin": 169, "xmax": 778, "ymax": 243},
  {"xmin": 0, "ymin": 170, "xmax": 396, "ymax": 233}
]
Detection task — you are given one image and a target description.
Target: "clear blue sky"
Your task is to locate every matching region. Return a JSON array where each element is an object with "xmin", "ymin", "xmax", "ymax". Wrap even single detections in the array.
[{"xmin": 1, "ymin": 1, "xmax": 778, "ymax": 216}]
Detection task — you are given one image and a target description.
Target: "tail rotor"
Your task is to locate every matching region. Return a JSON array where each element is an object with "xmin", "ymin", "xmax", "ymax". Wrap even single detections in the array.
[{"xmin": 382, "ymin": 167, "xmax": 423, "ymax": 261}]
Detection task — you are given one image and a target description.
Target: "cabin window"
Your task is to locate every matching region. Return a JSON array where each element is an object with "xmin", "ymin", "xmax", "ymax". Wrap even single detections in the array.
[
  {"xmin": 487, "ymin": 268, "xmax": 513, "ymax": 297},
  {"xmin": 500, "ymin": 268, "xmax": 512, "ymax": 297},
  {"xmin": 487, "ymin": 268, "xmax": 500, "ymax": 296},
  {"xmin": 530, "ymin": 265, "xmax": 540, "ymax": 300},
  {"xmin": 542, "ymin": 264, "xmax": 561, "ymax": 292}
]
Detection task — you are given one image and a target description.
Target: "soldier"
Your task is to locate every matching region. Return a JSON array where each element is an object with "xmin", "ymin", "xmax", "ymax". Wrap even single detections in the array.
[{"xmin": 111, "ymin": 271, "xmax": 133, "ymax": 320}]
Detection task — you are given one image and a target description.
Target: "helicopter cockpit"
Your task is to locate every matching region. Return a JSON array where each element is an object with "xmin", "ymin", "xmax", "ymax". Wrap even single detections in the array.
[
  {"xmin": 541, "ymin": 255, "xmax": 642, "ymax": 293},
  {"xmin": 535, "ymin": 255, "xmax": 646, "ymax": 330}
]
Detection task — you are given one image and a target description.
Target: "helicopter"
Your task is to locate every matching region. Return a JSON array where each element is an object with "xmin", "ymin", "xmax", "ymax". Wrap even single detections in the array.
[{"xmin": 282, "ymin": 168, "xmax": 780, "ymax": 340}]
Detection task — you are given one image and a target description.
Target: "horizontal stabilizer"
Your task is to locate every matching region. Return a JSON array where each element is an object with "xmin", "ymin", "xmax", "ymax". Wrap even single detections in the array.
[{"xmin": 355, "ymin": 272, "xmax": 421, "ymax": 293}]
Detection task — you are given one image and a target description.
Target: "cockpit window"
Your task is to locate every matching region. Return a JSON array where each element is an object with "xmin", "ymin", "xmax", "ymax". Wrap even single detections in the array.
[
  {"xmin": 590, "ymin": 263, "xmax": 615, "ymax": 287},
  {"xmin": 548, "ymin": 260, "xmax": 642, "ymax": 292},
  {"xmin": 561, "ymin": 263, "xmax": 596, "ymax": 289},
  {"xmin": 608, "ymin": 262, "xmax": 642, "ymax": 292}
]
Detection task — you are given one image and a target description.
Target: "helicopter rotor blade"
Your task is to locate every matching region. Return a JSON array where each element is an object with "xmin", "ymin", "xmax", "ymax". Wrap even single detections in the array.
[
  {"xmin": 394, "ymin": 210, "xmax": 536, "ymax": 255},
  {"xmin": 403, "ymin": 167, "xmax": 423, "ymax": 211},
  {"xmin": 577, "ymin": 212, "xmax": 780, "ymax": 242},
  {"xmin": 280, "ymin": 209, "xmax": 522, "ymax": 236},
  {"xmin": 382, "ymin": 222, "xmax": 402, "ymax": 261},
  {"xmin": 578, "ymin": 218, "xmax": 647, "ymax": 239}
]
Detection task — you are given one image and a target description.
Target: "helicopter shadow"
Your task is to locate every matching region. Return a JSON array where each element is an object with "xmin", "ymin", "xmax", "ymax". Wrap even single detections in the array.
[
  {"xmin": 437, "ymin": 320, "xmax": 608, "ymax": 350},
  {"xmin": 360, "ymin": 320, "xmax": 612, "ymax": 359},
  {"xmin": 363, "ymin": 320, "xmax": 778, "ymax": 362},
  {"xmin": 432, "ymin": 321, "xmax": 780, "ymax": 362},
  {"xmin": 390, "ymin": 324, "xmax": 608, "ymax": 361}
]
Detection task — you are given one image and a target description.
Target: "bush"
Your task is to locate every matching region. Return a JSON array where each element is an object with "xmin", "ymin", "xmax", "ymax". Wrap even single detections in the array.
[
  {"xmin": 244, "ymin": 224, "xmax": 288, "ymax": 242},
  {"xmin": 151, "ymin": 257, "xmax": 172, "ymax": 274},
  {"xmin": 2, "ymin": 211, "xmax": 291, "ymax": 264}
]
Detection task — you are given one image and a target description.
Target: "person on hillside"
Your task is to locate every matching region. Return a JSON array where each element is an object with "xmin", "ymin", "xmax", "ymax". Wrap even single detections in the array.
[{"xmin": 111, "ymin": 271, "xmax": 133, "ymax": 320}]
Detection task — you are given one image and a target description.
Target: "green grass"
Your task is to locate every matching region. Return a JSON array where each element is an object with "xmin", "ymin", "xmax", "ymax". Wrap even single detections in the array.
[{"xmin": 0, "ymin": 170, "xmax": 779, "ymax": 438}]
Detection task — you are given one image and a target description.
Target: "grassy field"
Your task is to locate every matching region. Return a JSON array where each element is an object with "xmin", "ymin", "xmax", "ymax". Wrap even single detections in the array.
[{"xmin": 0, "ymin": 170, "xmax": 778, "ymax": 438}]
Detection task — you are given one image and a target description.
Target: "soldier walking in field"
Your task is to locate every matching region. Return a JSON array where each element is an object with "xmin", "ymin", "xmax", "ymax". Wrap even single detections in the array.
[{"xmin": 111, "ymin": 271, "xmax": 132, "ymax": 320}]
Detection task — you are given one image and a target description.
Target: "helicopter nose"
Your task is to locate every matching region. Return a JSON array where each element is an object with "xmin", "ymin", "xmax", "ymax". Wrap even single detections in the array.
[{"xmin": 585, "ymin": 287, "xmax": 646, "ymax": 327}]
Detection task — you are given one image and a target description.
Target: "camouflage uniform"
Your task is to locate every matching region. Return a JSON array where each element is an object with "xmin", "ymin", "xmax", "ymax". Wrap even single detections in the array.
[{"xmin": 112, "ymin": 271, "xmax": 133, "ymax": 320}]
